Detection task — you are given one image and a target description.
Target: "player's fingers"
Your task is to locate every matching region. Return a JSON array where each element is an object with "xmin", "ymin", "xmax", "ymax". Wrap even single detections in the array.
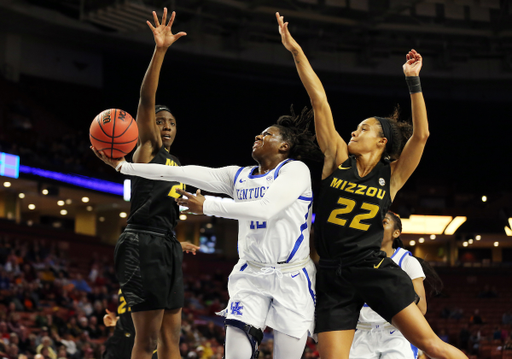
[
  {"xmin": 152, "ymin": 11, "xmax": 160, "ymax": 27},
  {"xmin": 161, "ymin": 8, "xmax": 167, "ymax": 26},
  {"xmin": 167, "ymin": 10, "xmax": 175, "ymax": 28}
]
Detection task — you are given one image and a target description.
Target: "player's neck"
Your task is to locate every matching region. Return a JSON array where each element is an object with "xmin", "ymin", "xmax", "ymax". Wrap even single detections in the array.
[{"xmin": 255, "ymin": 156, "xmax": 286, "ymax": 176}]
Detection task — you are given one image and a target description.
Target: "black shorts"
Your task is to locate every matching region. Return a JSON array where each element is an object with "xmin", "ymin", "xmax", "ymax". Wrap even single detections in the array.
[
  {"xmin": 114, "ymin": 224, "xmax": 184, "ymax": 312},
  {"xmin": 103, "ymin": 331, "xmax": 158, "ymax": 359},
  {"xmin": 315, "ymin": 251, "xmax": 417, "ymax": 333}
]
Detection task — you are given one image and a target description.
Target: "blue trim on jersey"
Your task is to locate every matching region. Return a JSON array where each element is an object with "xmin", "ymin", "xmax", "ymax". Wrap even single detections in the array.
[
  {"xmin": 410, "ymin": 343, "xmax": 419, "ymax": 358},
  {"xmin": 240, "ymin": 263, "xmax": 248, "ymax": 271},
  {"xmin": 233, "ymin": 167, "xmax": 244, "ymax": 186},
  {"xmin": 390, "ymin": 247, "xmax": 401, "ymax": 260},
  {"xmin": 302, "ymin": 268, "xmax": 316, "ymax": 305},
  {"xmin": 248, "ymin": 167, "xmax": 269, "ymax": 179},
  {"xmin": 398, "ymin": 251, "xmax": 412, "ymax": 268},
  {"xmin": 298, "ymin": 195, "xmax": 313, "ymax": 201},
  {"xmin": 274, "ymin": 159, "xmax": 293, "ymax": 180},
  {"xmin": 285, "ymin": 201, "xmax": 312, "ymax": 263}
]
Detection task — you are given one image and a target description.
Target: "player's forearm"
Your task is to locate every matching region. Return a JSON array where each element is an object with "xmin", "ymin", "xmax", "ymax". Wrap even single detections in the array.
[
  {"xmin": 120, "ymin": 162, "xmax": 235, "ymax": 195},
  {"xmin": 139, "ymin": 47, "xmax": 167, "ymax": 104},
  {"xmin": 292, "ymin": 47, "xmax": 328, "ymax": 107}
]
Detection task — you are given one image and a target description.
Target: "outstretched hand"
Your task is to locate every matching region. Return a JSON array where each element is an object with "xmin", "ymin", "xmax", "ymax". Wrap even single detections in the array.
[
  {"xmin": 403, "ymin": 49, "xmax": 423, "ymax": 77},
  {"xmin": 103, "ymin": 309, "xmax": 117, "ymax": 327},
  {"xmin": 276, "ymin": 12, "xmax": 300, "ymax": 53},
  {"xmin": 90, "ymin": 146, "xmax": 125, "ymax": 170},
  {"xmin": 175, "ymin": 189, "xmax": 205, "ymax": 214},
  {"xmin": 181, "ymin": 242, "xmax": 200, "ymax": 255},
  {"xmin": 147, "ymin": 8, "xmax": 187, "ymax": 49}
]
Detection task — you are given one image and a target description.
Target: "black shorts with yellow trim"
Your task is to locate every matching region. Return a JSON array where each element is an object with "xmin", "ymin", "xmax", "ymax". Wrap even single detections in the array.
[
  {"xmin": 315, "ymin": 251, "xmax": 417, "ymax": 333},
  {"xmin": 114, "ymin": 224, "xmax": 184, "ymax": 312}
]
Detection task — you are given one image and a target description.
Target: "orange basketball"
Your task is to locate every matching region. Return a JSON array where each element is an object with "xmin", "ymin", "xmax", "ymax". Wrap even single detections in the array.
[{"xmin": 89, "ymin": 109, "xmax": 138, "ymax": 158}]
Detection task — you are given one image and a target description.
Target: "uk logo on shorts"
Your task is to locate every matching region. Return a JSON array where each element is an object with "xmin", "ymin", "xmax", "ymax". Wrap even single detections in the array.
[{"xmin": 230, "ymin": 301, "xmax": 243, "ymax": 316}]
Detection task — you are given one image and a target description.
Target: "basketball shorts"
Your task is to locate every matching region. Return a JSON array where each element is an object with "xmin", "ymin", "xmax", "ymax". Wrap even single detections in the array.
[
  {"xmin": 217, "ymin": 258, "xmax": 316, "ymax": 339},
  {"xmin": 350, "ymin": 327, "xmax": 419, "ymax": 359},
  {"xmin": 114, "ymin": 224, "xmax": 184, "ymax": 312},
  {"xmin": 315, "ymin": 251, "xmax": 416, "ymax": 333}
]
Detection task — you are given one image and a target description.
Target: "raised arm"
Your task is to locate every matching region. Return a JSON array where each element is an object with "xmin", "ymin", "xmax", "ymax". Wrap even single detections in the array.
[
  {"xmin": 133, "ymin": 8, "xmax": 186, "ymax": 163},
  {"xmin": 390, "ymin": 49, "xmax": 429, "ymax": 199},
  {"xmin": 277, "ymin": 12, "xmax": 348, "ymax": 179}
]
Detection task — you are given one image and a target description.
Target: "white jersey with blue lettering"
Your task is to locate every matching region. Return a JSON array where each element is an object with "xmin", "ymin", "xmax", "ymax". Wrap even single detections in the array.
[
  {"xmin": 349, "ymin": 247, "xmax": 425, "ymax": 359},
  {"xmin": 228, "ymin": 159, "xmax": 313, "ymax": 264}
]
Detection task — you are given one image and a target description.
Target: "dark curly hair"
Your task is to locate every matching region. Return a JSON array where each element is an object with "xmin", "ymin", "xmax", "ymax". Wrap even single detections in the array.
[
  {"xmin": 273, "ymin": 106, "xmax": 323, "ymax": 162},
  {"xmin": 376, "ymin": 106, "xmax": 413, "ymax": 161},
  {"xmin": 387, "ymin": 211, "xmax": 444, "ymax": 296}
]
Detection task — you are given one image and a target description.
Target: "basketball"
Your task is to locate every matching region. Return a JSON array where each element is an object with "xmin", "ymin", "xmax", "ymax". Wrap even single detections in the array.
[{"xmin": 89, "ymin": 109, "xmax": 138, "ymax": 158}]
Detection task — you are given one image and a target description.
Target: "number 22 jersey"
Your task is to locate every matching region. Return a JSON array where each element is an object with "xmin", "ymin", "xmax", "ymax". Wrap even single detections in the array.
[{"xmin": 314, "ymin": 156, "xmax": 392, "ymax": 263}]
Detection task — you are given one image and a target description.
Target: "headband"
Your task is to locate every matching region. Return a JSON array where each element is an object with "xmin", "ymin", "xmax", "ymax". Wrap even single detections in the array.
[{"xmin": 374, "ymin": 116, "xmax": 394, "ymax": 154}]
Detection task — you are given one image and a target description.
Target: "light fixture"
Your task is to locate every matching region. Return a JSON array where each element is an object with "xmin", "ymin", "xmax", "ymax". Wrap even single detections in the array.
[
  {"xmin": 3, "ymin": 182, "xmax": 11, "ymax": 187},
  {"xmin": 82, "ymin": 197, "xmax": 90, "ymax": 203},
  {"xmin": 28, "ymin": 204, "xmax": 36, "ymax": 210},
  {"xmin": 60, "ymin": 209, "xmax": 68, "ymax": 215},
  {"xmin": 444, "ymin": 216, "xmax": 467, "ymax": 235},
  {"xmin": 57, "ymin": 200, "xmax": 65, "ymax": 206},
  {"xmin": 119, "ymin": 212, "xmax": 127, "ymax": 218},
  {"xmin": 18, "ymin": 193, "xmax": 25, "ymax": 199}
]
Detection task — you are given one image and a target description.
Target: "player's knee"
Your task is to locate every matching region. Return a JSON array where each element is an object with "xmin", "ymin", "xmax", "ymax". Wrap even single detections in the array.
[{"xmin": 137, "ymin": 332, "xmax": 159, "ymax": 354}]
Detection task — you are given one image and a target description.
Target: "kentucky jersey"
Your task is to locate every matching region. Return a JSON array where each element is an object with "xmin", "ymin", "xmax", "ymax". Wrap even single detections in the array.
[
  {"xmin": 127, "ymin": 146, "xmax": 184, "ymax": 229},
  {"xmin": 315, "ymin": 155, "xmax": 392, "ymax": 263},
  {"xmin": 232, "ymin": 159, "xmax": 313, "ymax": 264}
]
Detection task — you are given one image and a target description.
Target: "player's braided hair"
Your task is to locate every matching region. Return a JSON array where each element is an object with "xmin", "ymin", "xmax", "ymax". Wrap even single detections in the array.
[
  {"xmin": 377, "ymin": 106, "xmax": 413, "ymax": 161},
  {"xmin": 387, "ymin": 211, "xmax": 444, "ymax": 296},
  {"xmin": 274, "ymin": 105, "xmax": 323, "ymax": 162}
]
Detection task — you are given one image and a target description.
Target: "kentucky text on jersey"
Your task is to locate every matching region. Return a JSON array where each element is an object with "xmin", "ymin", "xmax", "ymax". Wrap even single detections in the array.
[
  {"xmin": 329, "ymin": 177, "xmax": 386, "ymax": 200},
  {"xmin": 236, "ymin": 187, "xmax": 269, "ymax": 200}
]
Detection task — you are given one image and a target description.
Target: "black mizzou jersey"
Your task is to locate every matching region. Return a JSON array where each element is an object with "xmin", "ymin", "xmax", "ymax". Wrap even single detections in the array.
[
  {"xmin": 115, "ymin": 289, "xmax": 134, "ymax": 336},
  {"xmin": 314, "ymin": 156, "xmax": 392, "ymax": 263},
  {"xmin": 127, "ymin": 146, "xmax": 184, "ymax": 229}
]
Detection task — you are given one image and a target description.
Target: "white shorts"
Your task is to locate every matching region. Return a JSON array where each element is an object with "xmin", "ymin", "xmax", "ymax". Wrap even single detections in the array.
[
  {"xmin": 217, "ymin": 258, "xmax": 316, "ymax": 339},
  {"xmin": 349, "ymin": 327, "xmax": 419, "ymax": 359}
]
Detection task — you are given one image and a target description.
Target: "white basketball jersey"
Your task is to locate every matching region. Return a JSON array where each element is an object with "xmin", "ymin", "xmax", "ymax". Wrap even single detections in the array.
[
  {"xmin": 358, "ymin": 247, "xmax": 425, "ymax": 325},
  {"xmin": 232, "ymin": 159, "xmax": 313, "ymax": 264}
]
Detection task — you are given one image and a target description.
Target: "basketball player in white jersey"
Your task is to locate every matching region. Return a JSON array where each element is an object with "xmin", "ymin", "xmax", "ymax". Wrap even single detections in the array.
[
  {"xmin": 350, "ymin": 211, "xmax": 443, "ymax": 359},
  {"xmin": 92, "ymin": 108, "xmax": 323, "ymax": 359}
]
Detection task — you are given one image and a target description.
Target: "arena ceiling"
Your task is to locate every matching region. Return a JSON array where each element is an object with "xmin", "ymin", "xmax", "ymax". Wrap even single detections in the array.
[{"xmin": 2, "ymin": 0, "xmax": 512, "ymax": 77}]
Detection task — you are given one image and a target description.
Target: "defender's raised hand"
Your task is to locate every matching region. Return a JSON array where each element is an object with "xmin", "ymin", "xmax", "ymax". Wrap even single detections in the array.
[
  {"xmin": 276, "ymin": 12, "xmax": 300, "ymax": 53},
  {"xmin": 147, "ymin": 8, "xmax": 187, "ymax": 49},
  {"xmin": 403, "ymin": 49, "xmax": 423, "ymax": 77}
]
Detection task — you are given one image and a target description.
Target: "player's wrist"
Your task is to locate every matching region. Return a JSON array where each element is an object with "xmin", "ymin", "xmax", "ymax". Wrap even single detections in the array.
[
  {"xmin": 115, "ymin": 161, "xmax": 126, "ymax": 172},
  {"xmin": 405, "ymin": 76, "xmax": 422, "ymax": 94}
]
